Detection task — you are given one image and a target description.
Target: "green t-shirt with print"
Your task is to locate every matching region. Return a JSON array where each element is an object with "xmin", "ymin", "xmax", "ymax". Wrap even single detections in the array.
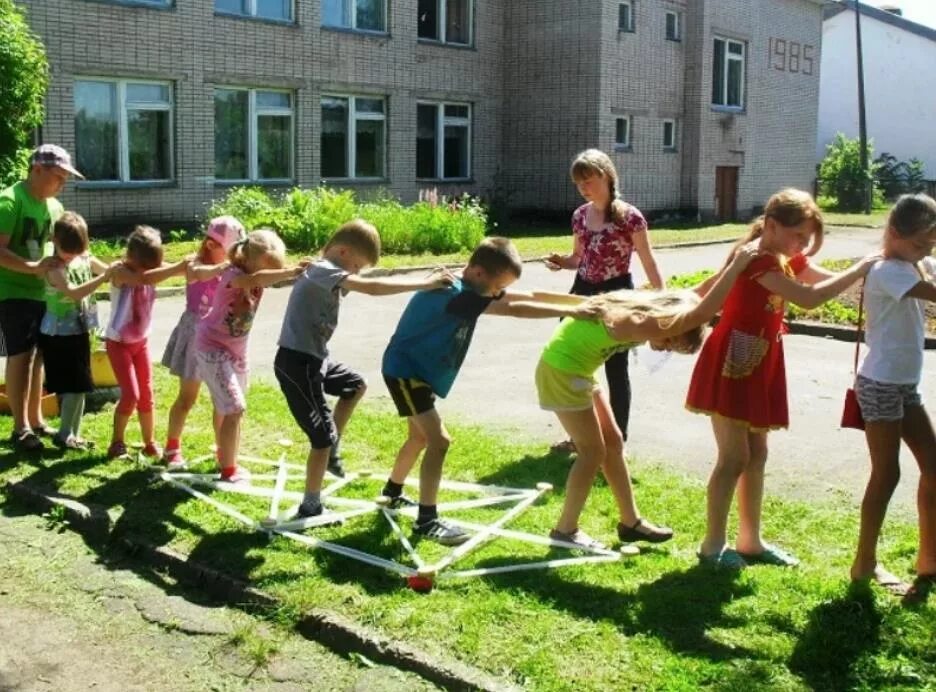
[
  {"xmin": 0, "ymin": 181, "xmax": 64, "ymax": 301},
  {"xmin": 541, "ymin": 318, "xmax": 636, "ymax": 377}
]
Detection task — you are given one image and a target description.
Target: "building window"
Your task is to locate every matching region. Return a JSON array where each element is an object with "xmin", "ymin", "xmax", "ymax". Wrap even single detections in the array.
[
  {"xmin": 662, "ymin": 119, "xmax": 677, "ymax": 149},
  {"xmin": 417, "ymin": 102, "xmax": 470, "ymax": 180},
  {"xmin": 712, "ymin": 37, "xmax": 745, "ymax": 108},
  {"xmin": 74, "ymin": 79, "xmax": 173, "ymax": 182},
  {"xmin": 214, "ymin": 88, "xmax": 293, "ymax": 182},
  {"xmin": 615, "ymin": 116, "xmax": 631, "ymax": 149},
  {"xmin": 418, "ymin": 0, "xmax": 472, "ymax": 46},
  {"xmin": 618, "ymin": 2, "xmax": 634, "ymax": 32},
  {"xmin": 321, "ymin": 96, "xmax": 386, "ymax": 179},
  {"xmin": 215, "ymin": 0, "xmax": 292, "ymax": 22},
  {"xmin": 665, "ymin": 11, "xmax": 680, "ymax": 41},
  {"xmin": 322, "ymin": 0, "xmax": 386, "ymax": 32}
]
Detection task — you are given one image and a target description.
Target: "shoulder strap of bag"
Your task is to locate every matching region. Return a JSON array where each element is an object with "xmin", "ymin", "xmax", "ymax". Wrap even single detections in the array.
[{"xmin": 853, "ymin": 279, "xmax": 865, "ymax": 378}]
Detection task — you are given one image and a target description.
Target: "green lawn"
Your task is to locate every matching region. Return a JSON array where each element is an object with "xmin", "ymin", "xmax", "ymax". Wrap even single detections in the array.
[
  {"xmin": 2, "ymin": 370, "xmax": 933, "ymax": 690},
  {"xmin": 821, "ymin": 211, "xmax": 888, "ymax": 228}
]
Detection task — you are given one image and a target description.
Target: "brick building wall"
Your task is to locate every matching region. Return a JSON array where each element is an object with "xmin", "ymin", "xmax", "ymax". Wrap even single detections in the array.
[{"xmin": 18, "ymin": 0, "xmax": 822, "ymax": 228}]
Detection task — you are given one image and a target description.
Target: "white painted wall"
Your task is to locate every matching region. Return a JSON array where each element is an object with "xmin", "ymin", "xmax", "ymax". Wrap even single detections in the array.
[{"xmin": 817, "ymin": 10, "xmax": 936, "ymax": 176}]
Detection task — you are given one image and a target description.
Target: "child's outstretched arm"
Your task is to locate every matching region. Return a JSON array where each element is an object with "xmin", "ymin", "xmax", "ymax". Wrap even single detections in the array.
[
  {"xmin": 528, "ymin": 291, "xmax": 589, "ymax": 305},
  {"xmin": 46, "ymin": 264, "xmax": 111, "ymax": 302},
  {"xmin": 905, "ymin": 280, "xmax": 936, "ymax": 302},
  {"xmin": 756, "ymin": 253, "xmax": 882, "ymax": 309},
  {"xmin": 230, "ymin": 264, "xmax": 305, "ymax": 289},
  {"xmin": 341, "ymin": 267, "xmax": 456, "ymax": 295},
  {"xmin": 110, "ymin": 258, "xmax": 187, "ymax": 287},
  {"xmin": 485, "ymin": 291, "xmax": 603, "ymax": 320},
  {"xmin": 186, "ymin": 258, "xmax": 231, "ymax": 282}
]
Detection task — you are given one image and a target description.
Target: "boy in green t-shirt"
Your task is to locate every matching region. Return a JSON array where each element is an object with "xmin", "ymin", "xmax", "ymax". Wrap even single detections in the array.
[{"xmin": 0, "ymin": 145, "xmax": 83, "ymax": 452}]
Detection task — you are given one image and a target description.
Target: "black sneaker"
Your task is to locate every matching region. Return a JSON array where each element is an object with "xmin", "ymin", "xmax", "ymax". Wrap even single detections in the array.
[
  {"xmin": 385, "ymin": 494, "xmax": 418, "ymax": 510},
  {"xmin": 413, "ymin": 517, "xmax": 470, "ymax": 546},
  {"xmin": 327, "ymin": 452, "xmax": 346, "ymax": 478},
  {"xmin": 12, "ymin": 429, "xmax": 43, "ymax": 452},
  {"xmin": 293, "ymin": 501, "xmax": 343, "ymax": 526}
]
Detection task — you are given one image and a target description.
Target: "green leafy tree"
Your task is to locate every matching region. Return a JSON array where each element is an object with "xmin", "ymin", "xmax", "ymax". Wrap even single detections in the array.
[
  {"xmin": 819, "ymin": 134, "xmax": 881, "ymax": 212},
  {"xmin": 0, "ymin": 0, "xmax": 49, "ymax": 186},
  {"xmin": 905, "ymin": 157, "xmax": 926, "ymax": 193}
]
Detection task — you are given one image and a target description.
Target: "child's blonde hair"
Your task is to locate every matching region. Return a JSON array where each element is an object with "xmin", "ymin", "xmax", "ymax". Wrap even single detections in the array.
[
  {"xmin": 570, "ymin": 149, "xmax": 629, "ymax": 226},
  {"xmin": 229, "ymin": 229, "xmax": 286, "ymax": 270},
  {"xmin": 127, "ymin": 225, "xmax": 164, "ymax": 270},
  {"xmin": 325, "ymin": 219, "xmax": 381, "ymax": 266},
  {"xmin": 585, "ymin": 289, "xmax": 707, "ymax": 352},
  {"xmin": 734, "ymin": 188, "xmax": 824, "ymax": 257},
  {"xmin": 468, "ymin": 237, "xmax": 523, "ymax": 278},
  {"xmin": 888, "ymin": 193, "xmax": 936, "ymax": 238}
]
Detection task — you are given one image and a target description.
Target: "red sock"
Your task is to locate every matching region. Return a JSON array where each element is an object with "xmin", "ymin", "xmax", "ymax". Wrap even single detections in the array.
[
  {"xmin": 220, "ymin": 465, "xmax": 237, "ymax": 479},
  {"xmin": 166, "ymin": 438, "xmax": 180, "ymax": 451}
]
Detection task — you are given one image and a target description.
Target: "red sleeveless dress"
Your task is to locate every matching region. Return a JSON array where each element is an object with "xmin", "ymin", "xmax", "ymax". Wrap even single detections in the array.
[{"xmin": 685, "ymin": 253, "xmax": 808, "ymax": 431}]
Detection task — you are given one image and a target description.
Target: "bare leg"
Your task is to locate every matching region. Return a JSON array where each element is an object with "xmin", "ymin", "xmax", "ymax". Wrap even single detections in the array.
[
  {"xmin": 553, "ymin": 404, "xmax": 606, "ymax": 534},
  {"xmin": 26, "ymin": 351, "xmax": 45, "ymax": 430},
  {"xmin": 332, "ymin": 384, "xmax": 366, "ymax": 438},
  {"xmin": 166, "ymin": 378, "xmax": 200, "ymax": 444},
  {"xmin": 388, "ymin": 418, "xmax": 427, "ymax": 485},
  {"xmin": 139, "ymin": 410, "xmax": 155, "ymax": 446},
  {"xmin": 217, "ymin": 412, "xmax": 243, "ymax": 473},
  {"xmin": 700, "ymin": 415, "xmax": 750, "ymax": 557},
  {"xmin": 901, "ymin": 405, "xmax": 936, "ymax": 577},
  {"xmin": 408, "ymin": 409, "xmax": 451, "ymax": 507},
  {"xmin": 304, "ymin": 447, "xmax": 330, "ymax": 494},
  {"xmin": 591, "ymin": 390, "xmax": 639, "ymax": 526},
  {"xmin": 5, "ymin": 351, "xmax": 34, "ymax": 432},
  {"xmin": 735, "ymin": 430, "xmax": 769, "ymax": 554},
  {"xmin": 851, "ymin": 420, "xmax": 902, "ymax": 581}
]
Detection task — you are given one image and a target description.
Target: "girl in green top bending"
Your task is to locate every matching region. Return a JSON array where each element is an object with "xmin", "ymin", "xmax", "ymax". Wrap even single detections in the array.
[{"xmin": 529, "ymin": 241, "xmax": 760, "ymax": 549}]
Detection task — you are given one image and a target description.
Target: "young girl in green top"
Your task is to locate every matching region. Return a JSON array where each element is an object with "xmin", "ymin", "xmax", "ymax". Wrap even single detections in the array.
[
  {"xmin": 532, "ymin": 241, "xmax": 760, "ymax": 549},
  {"xmin": 38, "ymin": 212, "xmax": 112, "ymax": 449}
]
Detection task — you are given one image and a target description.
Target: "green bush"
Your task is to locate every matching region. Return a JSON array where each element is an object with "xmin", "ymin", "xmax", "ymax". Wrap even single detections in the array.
[
  {"xmin": 818, "ymin": 134, "xmax": 883, "ymax": 212},
  {"xmin": 208, "ymin": 186, "xmax": 486, "ymax": 256},
  {"xmin": 0, "ymin": 0, "xmax": 50, "ymax": 187}
]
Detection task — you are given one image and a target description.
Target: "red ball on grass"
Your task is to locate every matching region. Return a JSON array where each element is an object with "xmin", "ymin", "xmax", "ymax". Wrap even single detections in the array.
[{"xmin": 407, "ymin": 575, "xmax": 434, "ymax": 593}]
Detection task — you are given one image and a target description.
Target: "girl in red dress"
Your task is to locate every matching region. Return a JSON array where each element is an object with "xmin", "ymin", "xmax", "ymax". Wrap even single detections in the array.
[{"xmin": 687, "ymin": 189, "xmax": 880, "ymax": 569}]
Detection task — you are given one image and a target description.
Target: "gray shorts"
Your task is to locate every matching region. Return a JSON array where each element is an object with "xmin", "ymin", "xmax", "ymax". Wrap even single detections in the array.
[{"xmin": 855, "ymin": 375, "xmax": 923, "ymax": 422}]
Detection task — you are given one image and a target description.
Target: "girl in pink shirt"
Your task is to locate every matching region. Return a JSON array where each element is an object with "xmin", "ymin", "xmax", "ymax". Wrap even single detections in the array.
[
  {"xmin": 195, "ymin": 229, "xmax": 307, "ymax": 483},
  {"xmin": 160, "ymin": 216, "xmax": 244, "ymax": 469},
  {"xmin": 105, "ymin": 226, "xmax": 186, "ymax": 459}
]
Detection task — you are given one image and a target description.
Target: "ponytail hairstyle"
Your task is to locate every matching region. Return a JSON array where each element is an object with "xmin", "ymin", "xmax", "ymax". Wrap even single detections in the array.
[
  {"xmin": 228, "ymin": 229, "xmax": 286, "ymax": 271},
  {"xmin": 570, "ymin": 148, "xmax": 628, "ymax": 225},
  {"xmin": 732, "ymin": 188, "xmax": 824, "ymax": 259},
  {"xmin": 585, "ymin": 289, "xmax": 707, "ymax": 353},
  {"xmin": 888, "ymin": 193, "xmax": 936, "ymax": 239}
]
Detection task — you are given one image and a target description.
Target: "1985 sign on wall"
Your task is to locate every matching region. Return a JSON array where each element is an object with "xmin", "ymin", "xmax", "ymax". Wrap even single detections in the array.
[{"xmin": 767, "ymin": 38, "xmax": 816, "ymax": 75}]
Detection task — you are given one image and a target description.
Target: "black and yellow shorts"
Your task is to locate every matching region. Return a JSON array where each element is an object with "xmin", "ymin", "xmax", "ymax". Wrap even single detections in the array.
[{"xmin": 383, "ymin": 375, "xmax": 436, "ymax": 417}]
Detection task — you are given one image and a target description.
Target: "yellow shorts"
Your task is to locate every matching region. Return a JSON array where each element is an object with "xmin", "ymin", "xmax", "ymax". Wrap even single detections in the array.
[{"xmin": 535, "ymin": 359, "xmax": 597, "ymax": 412}]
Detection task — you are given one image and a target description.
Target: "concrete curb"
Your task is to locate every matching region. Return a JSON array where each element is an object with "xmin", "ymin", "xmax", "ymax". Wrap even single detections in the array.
[{"xmin": 2, "ymin": 479, "xmax": 518, "ymax": 692}]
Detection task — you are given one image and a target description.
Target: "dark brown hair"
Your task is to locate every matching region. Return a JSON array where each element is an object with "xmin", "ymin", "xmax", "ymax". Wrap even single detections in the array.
[
  {"xmin": 126, "ymin": 225, "xmax": 164, "ymax": 270},
  {"xmin": 325, "ymin": 219, "xmax": 381, "ymax": 266},
  {"xmin": 53, "ymin": 211, "xmax": 89, "ymax": 255},
  {"xmin": 467, "ymin": 237, "xmax": 522, "ymax": 278}
]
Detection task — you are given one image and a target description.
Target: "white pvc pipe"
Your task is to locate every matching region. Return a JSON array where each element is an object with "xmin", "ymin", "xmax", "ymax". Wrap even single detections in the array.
[
  {"xmin": 379, "ymin": 508, "xmax": 425, "ymax": 569},
  {"xmin": 268, "ymin": 454, "xmax": 289, "ymax": 523},
  {"xmin": 438, "ymin": 554, "xmax": 621, "ymax": 580},
  {"xmin": 160, "ymin": 474, "xmax": 258, "ymax": 529},
  {"xmin": 435, "ymin": 493, "xmax": 536, "ymax": 512},
  {"xmin": 273, "ymin": 507, "xmax": 375, "ymax": 533},
  {"xmin": 278, "ymin": 529, "xmax": 416, "ymax": 577},
  {"xmin": 403, "ymin": 476, "xmax": 533, "ymax": 496},
  {"xmin": 446, "ymin": 519, "xmax": 619, "ymax": 557}
]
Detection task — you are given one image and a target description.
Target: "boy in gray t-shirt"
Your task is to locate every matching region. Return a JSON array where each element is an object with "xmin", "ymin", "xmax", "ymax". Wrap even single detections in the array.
[{"xmin": 273, "ymin": 220, "xmax": 452, "ymax": 520}]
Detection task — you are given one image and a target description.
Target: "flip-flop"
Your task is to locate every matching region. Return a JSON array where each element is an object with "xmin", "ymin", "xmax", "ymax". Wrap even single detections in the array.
[
  {"xmin": 852, "ymin": 571, "xmax": 911, "ymax": 597},
  {"xmin": 737, "ymin": 544, "xmax": 800, "ymax": 568},
  {"xmin": 698, "ymin": 548, "xmax": 747, "ymax": 570}
]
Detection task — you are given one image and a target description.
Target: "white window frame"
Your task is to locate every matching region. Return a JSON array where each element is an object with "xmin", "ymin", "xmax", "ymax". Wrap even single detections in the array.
[
  {"xmin": 418, "ymin": 0, "xmax": 474, "ymax": 46},
  {"xmin": 416, "ymin": 101, "xmax": 472, "ymax": 181},
  {"xmin": 74, "ymin": 77, "xmax": 174, "ymax": 183},
  {"xmin": 665, "ymin": 10, "xmax": 680, "ymax": 41},
  {"xmin": 662, "ymin": 119, "xmax": 677, "ymax": 150},
  {"xmin": 618, "ymin": 2, "xmax": 634, "ymax": 32},
  {"xmin": 215, "ymin": 0, "xmax": 294, "ymax": 22},
  {"xmin": 321, "ymin": 0, "xmax": 388, "ymax": 33},
  {"xmin": 320, "ymin": 94, "xmax": 387, "ymax": 180},
  {"xmin": 713, "ymin": 36, "xmax": 746, "ymax": 109},
  {"xmin": 214, "ymin": 87, "xmax": 294, "ymax": 183},
  {"xmin": 614, "ymin": 116, "xmax": 632, "ymax": 150}
]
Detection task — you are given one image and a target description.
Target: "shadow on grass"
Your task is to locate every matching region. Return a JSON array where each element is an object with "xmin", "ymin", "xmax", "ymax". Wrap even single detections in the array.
[{"xmin": 788, "ymin": 582, "xmax": 883, "ymax": 690}]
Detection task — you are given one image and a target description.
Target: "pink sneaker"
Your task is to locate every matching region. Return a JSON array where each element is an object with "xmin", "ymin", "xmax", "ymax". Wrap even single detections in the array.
[
  {"xmin": 162, "ymin": 447, "xmax": 187, "ymax": 471},
  {"xmin": 107, "ymin": 440, "xmax": 128, "ymax": 460},
  {"xmin": 142, "ymin": 442, "xmax": 163, "ymax": 459},
  {"xmin": 219, "ymin": 466, "xmax": 251, "ymax": 484}
]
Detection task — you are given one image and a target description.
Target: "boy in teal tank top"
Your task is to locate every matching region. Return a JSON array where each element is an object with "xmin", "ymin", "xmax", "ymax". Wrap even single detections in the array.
[{"xmin": 39, "ymin": 212, "xmax": 112, "ymax": 449}]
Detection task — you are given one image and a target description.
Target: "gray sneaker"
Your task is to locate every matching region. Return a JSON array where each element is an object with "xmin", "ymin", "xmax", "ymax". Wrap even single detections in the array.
[{"xmin": 413, "ymin": 517, "xmax": 470, "ymax": 546}]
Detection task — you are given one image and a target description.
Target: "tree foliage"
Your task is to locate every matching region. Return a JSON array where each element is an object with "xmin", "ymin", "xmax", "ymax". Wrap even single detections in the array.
[{"xmin": 0, "ymin": 0, "xmax": 49, "ymax": 186}]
